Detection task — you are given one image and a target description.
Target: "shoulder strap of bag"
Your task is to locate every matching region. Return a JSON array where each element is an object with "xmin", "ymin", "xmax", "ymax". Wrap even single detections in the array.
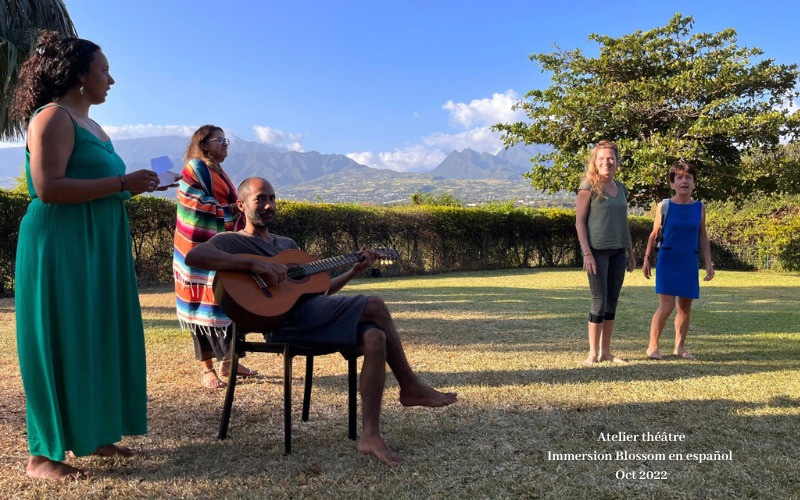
[
  {"xmin": 660, "ymin": 199, "xmax": 670, "ymax": 228},
  {"xmin": 656, "ymin": 199, "xmax": 670, "ymax": 249}
]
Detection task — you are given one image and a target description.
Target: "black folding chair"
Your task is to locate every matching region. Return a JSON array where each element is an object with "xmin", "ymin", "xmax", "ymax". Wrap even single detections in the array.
[{"xmin": 217, "ymin": 323, "xmax": 360, "ymax": 455}]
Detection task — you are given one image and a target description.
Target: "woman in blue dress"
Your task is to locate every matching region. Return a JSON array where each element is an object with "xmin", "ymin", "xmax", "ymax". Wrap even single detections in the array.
[{"xmin": 642, "ymin": 161, "xmax": 715, "ymax": 360}]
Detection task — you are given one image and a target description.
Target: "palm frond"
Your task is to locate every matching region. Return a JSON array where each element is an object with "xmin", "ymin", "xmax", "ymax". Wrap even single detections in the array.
[{"xmin": 0, "ymin": 0, "xmax": 78, "ymax": 140}]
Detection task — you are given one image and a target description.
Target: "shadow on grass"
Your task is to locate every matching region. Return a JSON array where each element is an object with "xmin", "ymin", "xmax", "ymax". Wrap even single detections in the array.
[
  {"xmin": 138, "ymin": 285, "xmax": 174, "ymax": 295},
  {"xmin": 94, "ymin": 393, "xmax": 800, "ymax": 500},
  {"xmin": 367, "ymin": 283, "xmax": 800, "ymax": 342},
  {"xmin": 141, "ymin": 318, "xmax": 183, "ymax": 330},
  {"xmin": 140, "ymin": 305, "xmax": 178, "ymax": 317},
  {"xmin": 134, "ymin": 272, "xmax": 800, "ymax": 349},
  {"xmin": 304, "ymin": 359, "xmax": 800, "ymax": 391},
  {"xmin": 199, "ymin": 330, "xmax": 800, "ymax": 397}
]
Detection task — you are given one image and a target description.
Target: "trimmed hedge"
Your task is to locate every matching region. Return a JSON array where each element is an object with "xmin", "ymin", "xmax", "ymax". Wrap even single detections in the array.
[
  {"xmin": 705, "ymin": 194, "xmax": 800, "ymax": 271},
  {"xmin": 1, "ymin": 189, "xmax": 797, "ymax": 296},
  {"xmin": 274, "ymin": 201, "xmax": 653, "ymax": 275},
  {"xmin": 0, "ymin": 191, "xmax": 30, "ymax": 297}
]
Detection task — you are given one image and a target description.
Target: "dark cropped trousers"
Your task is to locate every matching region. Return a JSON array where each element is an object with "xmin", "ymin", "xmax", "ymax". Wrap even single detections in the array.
[{"xmin": 586, "ymin": 247, "xmax": 627, "ymax": 324}]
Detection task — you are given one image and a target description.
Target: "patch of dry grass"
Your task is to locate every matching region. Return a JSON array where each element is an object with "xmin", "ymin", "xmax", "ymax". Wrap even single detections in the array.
[{"xmin": 1, "ymin": 269, "xmax": 799, "ymax": 498}]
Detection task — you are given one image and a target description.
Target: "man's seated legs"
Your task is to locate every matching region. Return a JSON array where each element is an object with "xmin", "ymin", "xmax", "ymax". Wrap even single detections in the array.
[
  {"xmin": 353, "ymin": 298, "xmax": 457, "ymax": 465},
  {"xmin": 356, "ymin": 326, "xmax": 403, "ymax": 465},
  {"xmin": 360, "ymin": 296, "xmax": 458, "ymax": 407}
]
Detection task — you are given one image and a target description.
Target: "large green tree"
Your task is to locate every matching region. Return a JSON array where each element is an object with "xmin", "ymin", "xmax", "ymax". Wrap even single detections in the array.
[
  {"xmin": 0, "ymin": 0, "xmax": 77, "ymax": 140},
  {"xmin": 494, "ymin": 14, "xmax": 800, "ymax": 206}
]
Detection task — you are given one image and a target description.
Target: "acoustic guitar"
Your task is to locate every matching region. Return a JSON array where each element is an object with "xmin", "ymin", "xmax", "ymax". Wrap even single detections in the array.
[{"xmin": 212, "ymin": 247, "xmax": 399, "ymax": 332}]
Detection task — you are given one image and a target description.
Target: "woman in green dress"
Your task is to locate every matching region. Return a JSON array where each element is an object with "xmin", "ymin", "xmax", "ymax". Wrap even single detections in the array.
[{"xmin": 11, "ymin": 31, "xmax": 161, "ymax": 481}]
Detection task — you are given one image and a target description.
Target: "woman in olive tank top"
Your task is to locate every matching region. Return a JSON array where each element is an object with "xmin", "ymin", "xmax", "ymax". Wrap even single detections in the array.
[{"xmin": 575, "ymin": 141, "xmax": 636, "ymax": 366}]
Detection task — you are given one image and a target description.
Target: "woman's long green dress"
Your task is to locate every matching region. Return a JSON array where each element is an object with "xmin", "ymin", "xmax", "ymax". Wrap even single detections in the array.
[{"xmin": 15, "ymin": 105, "xmax": 147, "ymax": 461}]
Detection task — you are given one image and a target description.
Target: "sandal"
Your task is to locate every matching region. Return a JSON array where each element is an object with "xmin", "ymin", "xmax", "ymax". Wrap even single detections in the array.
[
  {"xmin": 219, "ymin": 361, "xmax": 258, "ymax": 378},
  {"xmin": 201, "ymin": 368, "xmax": 226, "ymax": 389}
]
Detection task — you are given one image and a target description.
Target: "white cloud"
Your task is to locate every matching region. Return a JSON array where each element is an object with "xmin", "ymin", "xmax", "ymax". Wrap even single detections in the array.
[
  {"xmin": 779, "ymin": 96, "xmax": 798, "ymax": 114},
  {"xmin": 101, "ymin": 124, "xmax": 197, "ymax": 139},
  {"xmin": 422, "ymin": 126, "xmax": 505, "ymax": 155},
  {"xmin": 345, "ymin": 91, "xmax": 521, "ymax": 172},
  {"xmin": 286, "ymin": 141, "xmax": 305, "ymax": 152},
  {"xmin": 253, "ymin": 125, "xmax": 304, "ymax": 150},
  {"xmin": 442, "ymin": 90, "xmax": 525, "ymax": 128},
  {"xmin": 347, "ymin": 146, "xmax": 446, "ymax": 173}
]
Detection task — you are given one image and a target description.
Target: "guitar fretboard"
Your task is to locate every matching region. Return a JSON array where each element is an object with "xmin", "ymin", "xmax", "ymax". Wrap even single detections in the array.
[{"xmin": 287, "ymin": 253, "xmax": 363, "ymax": 280}]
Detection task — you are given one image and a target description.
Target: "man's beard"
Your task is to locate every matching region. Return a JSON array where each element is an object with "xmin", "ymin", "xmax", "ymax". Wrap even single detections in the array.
[{"xmin": 246, "ymin": 208, "xmax": 275, "ymax": 228}]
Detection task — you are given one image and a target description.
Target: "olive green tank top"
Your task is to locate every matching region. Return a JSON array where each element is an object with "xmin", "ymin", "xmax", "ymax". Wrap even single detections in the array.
[{"xmin": 579, "ymin": 179, "xmax": 632, "ymax": 250}]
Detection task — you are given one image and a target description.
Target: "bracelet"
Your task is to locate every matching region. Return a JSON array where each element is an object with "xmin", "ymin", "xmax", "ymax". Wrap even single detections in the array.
[
  {"xmin": 119, "ymin": 175, "xmax": 126, "ymax": 192},
  {"xmin": 583, "ymin": 251, "xmax": 592, "ymax": 256}
]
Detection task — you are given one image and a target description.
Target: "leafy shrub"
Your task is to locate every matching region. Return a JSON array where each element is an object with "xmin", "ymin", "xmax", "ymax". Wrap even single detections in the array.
[
  {"xmin": 0, "ymin": 190, "xmax": 30, "ymax": 296},
  {"xmin": 3, "ymin": 189, "xmax": 798, "ymax": 297},
  {"xmin": 126, "ymin": 196, "xmax": 178, "ymax": 285},
  {"xmin": 705, "ymin": 193, "xmax": 800, "ymax": 271}
]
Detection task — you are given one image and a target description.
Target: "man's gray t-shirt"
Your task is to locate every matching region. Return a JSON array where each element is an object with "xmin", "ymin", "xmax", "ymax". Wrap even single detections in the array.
[
  {"xmin": 209, "ymin": 231, "xmax": 298, "ymax": 257},
  {"xmin": 207, "ymin": 231, "xmax": 369, "ymax": 345}
]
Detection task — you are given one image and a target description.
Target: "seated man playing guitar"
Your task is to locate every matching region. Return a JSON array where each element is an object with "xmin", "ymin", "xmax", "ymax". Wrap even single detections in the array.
[{"xmin": 185, "ymin": 177, "xmax": 457, "ymax": 466}]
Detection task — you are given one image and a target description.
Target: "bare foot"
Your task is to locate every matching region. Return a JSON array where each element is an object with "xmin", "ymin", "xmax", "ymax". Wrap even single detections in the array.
[
  {"xmin": 646, "ymin": 349, "xmax": 663, "ymax": 360},
  {"xmin": 92, "ymin": 444, "xmax": 135, "ymax": 457},
  {"xmin": 675, "ymin": 349, "xmax": 697, "ymax": 360},
  {"xmin": 26, "ymin": 456, "xmax": 89, "ymax": 481},
  {"xmin": 399, "ymin": 384, "xmax": 457, "ymax": 407},
  {"xmin": 219, "ymin": 361, "xmax": 258, "ymax": 378},
  {"xmin": 202, "ymin": 368, "xmax": 226, "ymax": 389},
  {"xmin": 69, "ymin": 444, "xmax": 136, "ymax": 459},
  {"xmin": 599, "ymin": 354, "xmax": 628, "ymax": 364},
  {"xmin": 582, "ymin": 355, "xmax": 598, "ymax": 366},
  {"xmin": 357, "ymin": 434, "xmax": 404, "ymax": 466}
]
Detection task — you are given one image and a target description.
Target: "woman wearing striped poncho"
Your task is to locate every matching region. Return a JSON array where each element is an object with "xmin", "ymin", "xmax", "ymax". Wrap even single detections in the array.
[{"xmin": 173, "ymin": 125, "xmax": 257, "ymax": 388}]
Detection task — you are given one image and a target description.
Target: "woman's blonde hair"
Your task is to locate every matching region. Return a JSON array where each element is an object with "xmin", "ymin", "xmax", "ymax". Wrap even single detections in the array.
[
  {"xmin": 582, "ymin": 140, "xmax": 619, "ymax": 199},
  {"xmin": 184, "ymin": 125, "xmax": 224, "ymax": 172}
]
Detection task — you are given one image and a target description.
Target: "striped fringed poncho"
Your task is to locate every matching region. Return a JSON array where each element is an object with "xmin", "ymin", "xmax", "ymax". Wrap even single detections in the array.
[{"xmin": 173, "ymin": 159, "xmax": 240, "ymax": 336}]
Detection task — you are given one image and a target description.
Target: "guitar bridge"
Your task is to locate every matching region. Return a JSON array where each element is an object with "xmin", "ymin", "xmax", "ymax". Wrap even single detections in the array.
[{"xmin": 250, "ymin": 273, "xmax": 273, "ymax": 298}]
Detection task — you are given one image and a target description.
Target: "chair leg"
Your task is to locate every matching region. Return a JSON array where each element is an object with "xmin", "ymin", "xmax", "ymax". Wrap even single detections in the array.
[
  {"xmin": 302, "ymin": 356, "xmax": 314, "ymax": 422},
  {"xmin": 283, "ymin": 344, "xmax": 292, "ymax": 455},
  {"xmin": 218, "ymin": 324, "xmax": 240, "ymax": 440},
  {"xmin": 348, "ymin": 356, "xmax": 358, "ymax": 440}
]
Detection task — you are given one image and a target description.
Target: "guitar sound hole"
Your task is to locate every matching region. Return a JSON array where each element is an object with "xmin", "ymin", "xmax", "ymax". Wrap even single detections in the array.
[{"xmin": 287, "ymin": 263, "xmax": 309, "ymax": 283}]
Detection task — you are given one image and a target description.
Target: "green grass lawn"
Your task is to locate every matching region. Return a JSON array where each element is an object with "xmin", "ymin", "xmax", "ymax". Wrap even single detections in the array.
[{"xmin": 1, "ymin": 269, "xmax": 798, "ymax": 498}]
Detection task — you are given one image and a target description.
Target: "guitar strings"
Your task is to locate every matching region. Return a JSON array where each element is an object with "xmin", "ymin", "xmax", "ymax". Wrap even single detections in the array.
[
  {"xmin": 259, "ymin": 249, "xmax": 396, "ymax": 283},
  {"xmin": 287, "ymin": 253, "xmax": 361, "ymax": 280}
]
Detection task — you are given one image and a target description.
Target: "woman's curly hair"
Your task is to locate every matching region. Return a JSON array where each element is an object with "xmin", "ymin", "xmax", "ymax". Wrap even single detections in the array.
[{"xmin": 11, "ymin": 30, "xmax": 100, "ymax": 123}]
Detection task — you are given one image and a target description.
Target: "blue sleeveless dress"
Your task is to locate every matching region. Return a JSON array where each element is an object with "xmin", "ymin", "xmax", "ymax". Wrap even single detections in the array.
[
  {"xmin": 15, "ymin": 105, "xmax": 147, "ymax": 460},
  {"xmin": 655, "ymin": 201, "xmax": 703, "ymax": 299}
]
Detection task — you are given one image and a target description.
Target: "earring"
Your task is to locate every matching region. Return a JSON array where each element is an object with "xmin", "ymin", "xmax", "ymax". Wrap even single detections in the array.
[{"xmin": 80, "ymin": 86, "xmax": 86, "ymax": 95}]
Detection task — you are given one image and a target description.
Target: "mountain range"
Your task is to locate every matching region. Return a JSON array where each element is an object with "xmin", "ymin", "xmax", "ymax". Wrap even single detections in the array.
[{"xmin": 0, "ymin": 136, "xmax": 555, "ymax": 205}]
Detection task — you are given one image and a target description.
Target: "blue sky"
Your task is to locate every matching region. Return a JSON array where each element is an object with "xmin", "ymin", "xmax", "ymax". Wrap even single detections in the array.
[{"xmin": 6, "ymin": 0, "xmax": 799, "ymax": 172}]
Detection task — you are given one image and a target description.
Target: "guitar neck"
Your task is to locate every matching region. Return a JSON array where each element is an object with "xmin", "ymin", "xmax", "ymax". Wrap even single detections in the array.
[{"xmin": 290, "ymin": 252, "xmax": 363, "ymax": 278}]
